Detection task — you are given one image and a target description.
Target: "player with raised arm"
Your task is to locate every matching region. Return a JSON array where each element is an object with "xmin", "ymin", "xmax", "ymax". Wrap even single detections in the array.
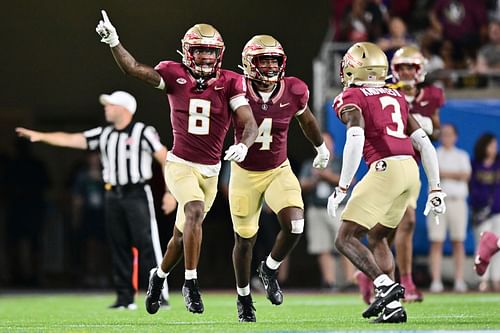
[
  {"xmin": 96, "ymin": 11, "xmax": 258, "ymax": 315},
  {"xmin": 229, "ymin": 35, "xmax": 329, "ymax": 322},
  {"xmin": 328, "ymin": 42, "xmax": 446, "ymax": 323}
]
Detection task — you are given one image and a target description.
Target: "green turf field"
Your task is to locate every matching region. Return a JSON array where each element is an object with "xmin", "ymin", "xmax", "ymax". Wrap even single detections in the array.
[{"xmin": 0, "ymin": 291, "xmax": 499, "ymax": 332}]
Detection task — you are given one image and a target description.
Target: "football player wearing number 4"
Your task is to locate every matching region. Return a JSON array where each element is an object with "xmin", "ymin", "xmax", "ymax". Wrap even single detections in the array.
[
  {"xmin": 96, "ymin": 11, "xmax": 258, "ymax": 315},
  {"xmin": 328, "ymin": 42, "xmax": 446, "ymax": 323},
  {"xmin": 229, "ymin": 35, "xmax": 329, "ymax": 322}
]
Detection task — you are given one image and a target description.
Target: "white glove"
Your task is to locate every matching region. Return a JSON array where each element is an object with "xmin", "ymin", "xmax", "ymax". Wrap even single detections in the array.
[
  {"xmin": 96, "ymin": 10, "xmax": 119, "ymax": 47},
  {"xmin": 313, "ymin": 142, "xmax": 330, "ymax": 169},
  {"xmin": 412, "ymin": 113, "xmax": 433, "ymax": 136},
  {"xmin": 224, "ymin": 143, "xmax": 248, "ymax": 162},
  {"xmin": 327, "ymin": 186, "xmax": 347, "ymax": 218},
  {"xmin": 424, "ymin": 191, "xmax": 447, "ymax": 216}
]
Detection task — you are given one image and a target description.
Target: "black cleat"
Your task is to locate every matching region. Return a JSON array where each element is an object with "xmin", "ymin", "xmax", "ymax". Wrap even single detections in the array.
[
  {"xmin": 362, "ymin": 283, "xmax": 405, "ymax": 318},
  {"xmin": 257, "ymin": 261, "xmax": 283, "ymax": 305},
  {"xmin": 145, "ymin": 268, "xmax": 165, "ymax": 314},
  {"xmin": 371, "ymin": 306, "xmax": 407, "ymax": 323},
  {"xmin": 237, "ymin": 295, "xmax": 256, "ymax": 322},
  {"xmin": 182, "ymin": 279, "xmax": 204, "ymax": 313}
]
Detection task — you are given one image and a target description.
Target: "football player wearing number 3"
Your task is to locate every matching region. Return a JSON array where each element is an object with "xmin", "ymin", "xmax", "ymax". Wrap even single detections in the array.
[
  {"xmin": 229, "ymin": 35, "xmax": 328, "ymax": 322},
  {"xmin": 329, "ymin": 42, "xmax": 446, "ymax": 323},
  {"xmin": 96, "ymin": 11, "xmax": 257, "ymax": 315}
]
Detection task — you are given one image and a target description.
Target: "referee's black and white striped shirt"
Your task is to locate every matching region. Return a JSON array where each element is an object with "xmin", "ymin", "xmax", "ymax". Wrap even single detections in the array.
[{"xmin": 83, "ymin": 121, "xmax": 164, "ymax": 186}]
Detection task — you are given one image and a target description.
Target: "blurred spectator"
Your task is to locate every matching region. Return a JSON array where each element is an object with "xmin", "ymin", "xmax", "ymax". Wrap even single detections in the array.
[
  {"xmin": 474, "ymin": 19, "xmax": 500, "ymax": 85},
  {"xmin": 486, "ymin": 0, "xmax": 500, "ymax": 21},
  {"xmin": 5, "ymin": 138, "xmax": 50, "ymax": 286},
  {"xmin": 377, "ymin": 17, "xmax": 416, "ymax": 62},
  {"xmin": 470, "ymin": 133, "xmax": 500, "ymax": 291},
  {"xmin": 429, "ymin": 0, "xmax": 488, "ymax": 66},
  {"xmin": 71, "ymin": 151, "xmax": 109, "ymax": 288},
  {"xmin": 427, "ymin": 124, "xmax": 471, "ymax": 293},
  {"xmin": 299, "ymin": 133, "xmax": 355, "ymax": 291},
  {"xmin": 337, "ymin": 0, "xmax": 387, "ymax": 42},
  {"xmin": 420, "ymin": 34, "xmax": 445, "ymax": 76}
]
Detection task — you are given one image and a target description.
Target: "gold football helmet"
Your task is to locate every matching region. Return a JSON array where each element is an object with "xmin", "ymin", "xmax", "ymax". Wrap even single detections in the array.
[
  {"xmin": 241, "ymin": 35, "xmax": 286, "ymax": 83},
  {"xmin": 181, "ymin": 23, "xmax": 225, "ymax": 77},
  {"xmin": 391, "ymin": 45, "xmax": 427, "ymax": 84},
  {"xmin": 340, "ymin": 42, "xmax": 388, "ymax": 88}
]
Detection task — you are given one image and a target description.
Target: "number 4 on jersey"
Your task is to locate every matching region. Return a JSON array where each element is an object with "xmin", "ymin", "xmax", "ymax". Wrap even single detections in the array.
[{"xmin": 256, "ymin": 118, "xmax": 273, "ymax": 150}]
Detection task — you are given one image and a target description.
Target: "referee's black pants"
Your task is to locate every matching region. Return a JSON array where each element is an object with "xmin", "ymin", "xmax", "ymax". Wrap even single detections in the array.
[{"xmin": 104, "ymin": 184, "xmax": 159, "ymax": 305}]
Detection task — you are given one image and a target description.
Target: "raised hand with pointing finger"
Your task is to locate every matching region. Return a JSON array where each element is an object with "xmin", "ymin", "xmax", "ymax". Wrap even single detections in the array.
[{"xmin": 96, "ymin": 10, "xmax": 119, "ymax": 47}]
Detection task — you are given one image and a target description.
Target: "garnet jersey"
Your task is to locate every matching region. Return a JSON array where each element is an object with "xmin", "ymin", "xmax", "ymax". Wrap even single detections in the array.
[
  {"xmin": 155, "ymin": 61, "xmax": 246, "ymax": 165},
  {"xmin": 408, "ymin": 85, "xmax": 445, "ymax": 117},
  {"xmin": 234, "ymin": 77, "xmax": 309, "ymax": 171},
  {"xmin": 333, "ymin": 87, "xmax": 415, "ymax": 165}
]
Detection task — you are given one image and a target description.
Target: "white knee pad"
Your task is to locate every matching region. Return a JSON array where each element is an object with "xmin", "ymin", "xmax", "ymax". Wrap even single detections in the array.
[{"xmin": 291, "ymin": 219, "xmax": 304, "ymax": 234}]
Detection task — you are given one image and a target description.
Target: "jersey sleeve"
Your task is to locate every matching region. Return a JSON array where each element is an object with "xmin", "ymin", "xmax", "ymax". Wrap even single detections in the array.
[
  {"xmin": 332, "ymin": 88, "xmax": 363, "ymax": 119},
  {"xmin": 227, "ymin": 73, "xmax": 249, "ymax": 111},
  {"xmin": 83, "ymin": 127, "xmax": 103, "ymax": 151},
  {"xmin": 154, "ymin": 61, "xmax": 175, "ymax": 92},
  {"xmin": 289, "ymin": 77, "xmax": 310, "ymax": 116},
  {"xmin": 227, "ymin": 74, "xmax": 247, "ymax": 100},
  {"xmin": 142, "ymin": 126, "xmax": 164, "ymax": 153}
]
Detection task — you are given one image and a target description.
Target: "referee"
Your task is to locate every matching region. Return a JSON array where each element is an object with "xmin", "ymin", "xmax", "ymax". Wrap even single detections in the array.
[{"xmin": 16, "ymin": 90, "xmax": 173, "ymax": 310}]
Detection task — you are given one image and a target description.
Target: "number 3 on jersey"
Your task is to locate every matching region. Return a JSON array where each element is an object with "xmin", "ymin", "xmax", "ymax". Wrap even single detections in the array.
[
  {"xmin": 256, "ymin": 118, "xmax": 273, "ymax": 150},
  {"xmin": 188, "ymin": 99, "xmax": 210, "ymax": 135}
]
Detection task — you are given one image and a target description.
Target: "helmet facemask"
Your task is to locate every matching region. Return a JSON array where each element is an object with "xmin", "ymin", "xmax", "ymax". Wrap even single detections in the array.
[
  {"xmin": 242, "ymin": 35, "xmax": 287, "ymax": 84},
  {"xmin": 181, "ymin": 24, "xmax": 225, "ymax": 79},
  {"xmin": 391, "ymin": 46, "xmax": 427, "ymax": 87}
]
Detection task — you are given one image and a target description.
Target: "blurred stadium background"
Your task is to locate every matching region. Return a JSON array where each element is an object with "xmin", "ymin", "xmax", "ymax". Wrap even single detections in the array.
[{"xmin": 1, "ymin": 0, "xmax": 499, "ymax": 295}]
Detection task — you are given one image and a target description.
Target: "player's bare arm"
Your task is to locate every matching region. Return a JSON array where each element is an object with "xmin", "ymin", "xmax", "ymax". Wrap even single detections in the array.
[
  {"xmin": 296, "ymin": 107, "xmax": 323, "ymax": 147},
  {"xmin": 234, "ymin": 105, "xmax": 258, "ymax": 147},
  {"xmin": 406, "ymin": 113, "xmax": 421, "ymax": 134},
  {"xmin": 15, "ymin": 127, "xmax": 87, "ymax": 149},
  {"xmin": 111, "ymin": 45, "xmax": 162, "ymax": 87},
  {"xmin": 340, "ymin": 105, "xmax": 364, "ymax": 129},
  {"xmin": 96, "ymin": 10, "xmax": 162, "ymax": 88}
]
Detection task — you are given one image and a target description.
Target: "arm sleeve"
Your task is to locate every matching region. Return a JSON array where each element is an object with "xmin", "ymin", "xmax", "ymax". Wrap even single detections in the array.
[
  {"xmin": 339, "ymin": 126, "xmax": 365, "ymax": 189},
  {"xmin": 83, "ymin": 127, "xmax": 103, "ymax": 151},
  {"xmin": 410, "ymin": 128, "xmax": 441, "ymax": 190}
]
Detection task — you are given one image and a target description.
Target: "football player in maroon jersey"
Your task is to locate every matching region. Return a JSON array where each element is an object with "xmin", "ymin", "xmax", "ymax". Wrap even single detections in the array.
[
  {"xmin": 228, "ymin": 35, "xmax": 329, "ymax": 322},
  {"xmin": 96, "ymin": 11, "xmax": 258, "ymax": 315},
  {"xmin": 391, "ymin": 46, "xmax": 444, "ymax": 300},
  {"xmin": 355, "ymin": 46, "xmax": 444, "ymax": 303},
  {"xmin": 328, "ymin": 42, "xmax": 446, "ymax": 323}
]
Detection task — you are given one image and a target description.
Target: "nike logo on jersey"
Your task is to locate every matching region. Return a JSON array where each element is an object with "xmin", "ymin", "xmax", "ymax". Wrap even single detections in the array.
[
  {"xmin": 214, "ymin": 86, "xmax": 224, "ymax": 90},
  {"xmin": 280, "ymin": 102, "xmax": 290, "ymax": 108},
  {"xmin": 176, "ymin": 78, "xmax": 187, "ymax": 84},
  {"xmin": 420, "ymin": 101, "xmax": 429, "ymax": 107},
  {"xmin": 382, "ymin": 307, "xmax": 403, "ymax": 321}
]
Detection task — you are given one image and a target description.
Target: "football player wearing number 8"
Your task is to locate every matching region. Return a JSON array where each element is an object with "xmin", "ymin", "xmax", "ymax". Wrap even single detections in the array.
[
  {"xmin": 328, "ymin": 42, "xmax": 446, "ymax": 323},
  {"xmin": 96, "ymin": 11, "xmax": 257, "ymax": 315},
  {"xmin": 229, "ymin": 35, "xmax": 328, "ymax": 322}
]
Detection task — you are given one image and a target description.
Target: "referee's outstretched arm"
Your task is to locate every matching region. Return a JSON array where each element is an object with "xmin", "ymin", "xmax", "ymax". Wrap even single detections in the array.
[{"xmin": 15, "ymin": 127, "xmax": 87, "ymax": 150}]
